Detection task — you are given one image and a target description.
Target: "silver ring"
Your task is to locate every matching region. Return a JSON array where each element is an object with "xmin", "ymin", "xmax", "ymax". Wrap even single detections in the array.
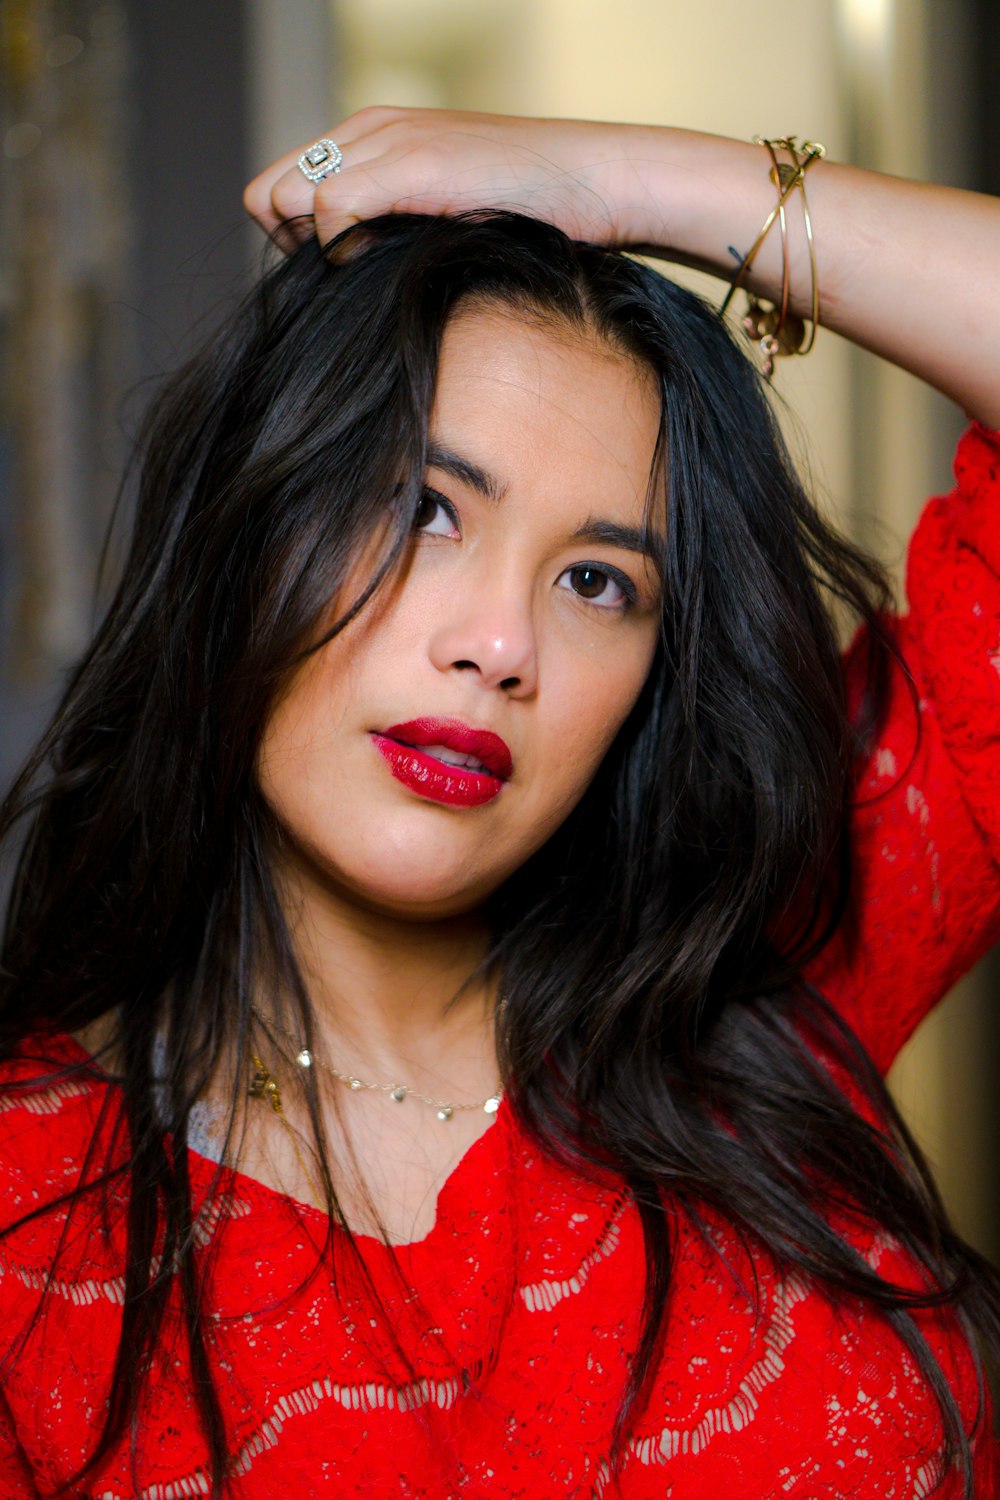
[{"xmin": 297, "ymin": 139, "xmax": 343, "ymax": 183}]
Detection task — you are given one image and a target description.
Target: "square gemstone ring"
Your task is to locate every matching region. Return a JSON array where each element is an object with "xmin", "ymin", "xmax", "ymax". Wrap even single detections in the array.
[{"xmin": 297, "ymin": 139, "xmax": 344, "ymax": 183}]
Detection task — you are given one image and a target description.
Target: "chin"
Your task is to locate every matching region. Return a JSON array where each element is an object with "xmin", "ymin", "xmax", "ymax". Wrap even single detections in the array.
[
  {"xmin": 289, "ymin": 823, "xmax": 510, "ymax": 922},
  {"xmin": 337, "ymin": 866, "xmax": 501, "ymax": 923}
]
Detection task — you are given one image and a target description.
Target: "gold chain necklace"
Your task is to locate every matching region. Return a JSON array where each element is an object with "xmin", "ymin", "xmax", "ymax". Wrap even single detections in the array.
[{"xmin": 248, "ymin": 1001, "xmax": 504, "ymax": 1123}]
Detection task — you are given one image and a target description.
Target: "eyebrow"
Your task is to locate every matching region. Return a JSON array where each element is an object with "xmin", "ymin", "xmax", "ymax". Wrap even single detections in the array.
[
  {"xmin": 426, "ymin": 440, "xmax": 664, "ymax": 566},
  {"xmin": 426, "ymin": 441, "xmax": 508, "ymax": 504},
  {"xmin": 571, "ymin": 519, "xmax": 664, "ymax": 567}
]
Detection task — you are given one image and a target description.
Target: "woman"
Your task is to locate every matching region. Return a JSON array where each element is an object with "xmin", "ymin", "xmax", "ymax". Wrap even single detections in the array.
[{"xmin": 0, "ymin": 111, "xmax": 998, "ymax": 1498}]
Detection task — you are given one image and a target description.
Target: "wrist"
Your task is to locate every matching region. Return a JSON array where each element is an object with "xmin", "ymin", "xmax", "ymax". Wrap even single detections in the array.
[
  {"xmin": 593, "ymin": 126, "xmax": 755, "ymax": 260},
  {"xmin": 599, "ymin": 126, "xmax": 814, "ymax": 305}
]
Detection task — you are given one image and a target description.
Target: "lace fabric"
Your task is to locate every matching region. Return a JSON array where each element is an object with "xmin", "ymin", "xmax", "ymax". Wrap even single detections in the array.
[{"xmin": 1, "ymin": 424, "xmax": 999, "ymax": 1497}]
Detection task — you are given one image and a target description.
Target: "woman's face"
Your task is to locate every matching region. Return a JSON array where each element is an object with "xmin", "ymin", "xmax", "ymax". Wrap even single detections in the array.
[{"xmin": 259, "ymin": 305, "xmax": 663, "ymax": 920}]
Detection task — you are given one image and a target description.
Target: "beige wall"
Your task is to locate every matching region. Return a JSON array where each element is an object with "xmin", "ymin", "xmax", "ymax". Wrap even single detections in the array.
[
  {"xmin": 328, "ymin": 0, "xmax": 995, "ymax": 1251},
  {"xmin": 336, "ymin": 0, "xmax": 853, "ymax": 512},
  {"xmin": 332, "ymin": 0, "xmax": 953, "ymax": 537}
]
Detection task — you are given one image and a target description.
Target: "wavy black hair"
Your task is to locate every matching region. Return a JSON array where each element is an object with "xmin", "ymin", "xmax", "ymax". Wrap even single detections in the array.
[{"xmin": 1, "ymin": 211, "xmax": 997, "ymax": 1496}]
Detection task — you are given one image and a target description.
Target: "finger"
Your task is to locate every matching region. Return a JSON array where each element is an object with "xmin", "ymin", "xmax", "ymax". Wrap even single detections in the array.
[
  {"xmin": 251, "ymin": 156, "xmax": 384, "ymax": 253},
  {"xmin": 243, "ymin": 107, "xmax": 406, "ymax": 238},
  {"xmin": 306, "ymin": 142, "xmax": 534, "ymax": 248}
]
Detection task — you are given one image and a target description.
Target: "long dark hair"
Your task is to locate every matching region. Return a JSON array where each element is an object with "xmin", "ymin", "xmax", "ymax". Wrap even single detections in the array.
[{"xmin": 1, "ymin": 212, "xmax": 997, "ymax": 1496}]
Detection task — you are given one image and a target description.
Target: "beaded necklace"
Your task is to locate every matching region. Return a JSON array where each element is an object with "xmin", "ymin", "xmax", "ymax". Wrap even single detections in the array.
[{"xmin": 248, "ymin": 1001, "xmax": 503, "ymax": 1123}]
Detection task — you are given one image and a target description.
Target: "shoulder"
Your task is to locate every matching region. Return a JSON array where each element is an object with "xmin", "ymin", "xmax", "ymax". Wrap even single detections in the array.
[
  {"xmin": 0, "ymin": 1035, "xmax": 137, "ymax": 1489},
  {"xmin": 0, "ymin": 1029, "xmax": 126, "ymax": 1260},
  {"xmin": 0, "ymin": 1029, "xmax": 133, "ymax": 1405}
]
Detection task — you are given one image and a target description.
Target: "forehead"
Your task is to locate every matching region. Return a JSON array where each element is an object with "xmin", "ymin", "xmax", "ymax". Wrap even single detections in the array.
[{"xmin": 430, "ymin": 306, "xmax": 662, "ymax": 514}]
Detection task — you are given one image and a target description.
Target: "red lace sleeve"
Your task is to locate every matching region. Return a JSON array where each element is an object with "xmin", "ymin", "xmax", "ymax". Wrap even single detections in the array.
[
  {"xmin": 0, "ymin": 1387, "xmax": 40, "ymax": 1500},
  {"xmin": 803, "ymin": 423, "xmax": 1000, "ymax": 1073}
]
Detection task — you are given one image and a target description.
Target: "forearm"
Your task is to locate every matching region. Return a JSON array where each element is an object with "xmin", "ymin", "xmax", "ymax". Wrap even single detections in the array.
[
  {"xmin": 609, "ymin": 126, "xmax": 1000, "ymax": 426},
  {"xmin": 246, "ymin": 110, "xmax": 1000, "ymax": 426}
]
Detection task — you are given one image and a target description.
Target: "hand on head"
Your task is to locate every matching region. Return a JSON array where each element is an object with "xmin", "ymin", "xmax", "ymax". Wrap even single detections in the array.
[
  {"xmin": 243, "ymin": 107, "xmax": 1000, "ymax": 424},
  {"xmin": 243, "ymin": 107, "xmax": 631, "ymax": 252}
]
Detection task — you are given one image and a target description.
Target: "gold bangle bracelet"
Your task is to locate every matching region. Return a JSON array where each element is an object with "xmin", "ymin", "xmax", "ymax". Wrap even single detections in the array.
[{"xmin": 720, "ymin": 136, "xmax": 826, "ymax": 379}]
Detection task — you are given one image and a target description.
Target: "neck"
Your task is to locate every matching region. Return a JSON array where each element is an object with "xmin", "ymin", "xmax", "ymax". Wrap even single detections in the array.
[{"xmin": 269, "ymin": 857, "xmax": 499, "ymax": 1098}]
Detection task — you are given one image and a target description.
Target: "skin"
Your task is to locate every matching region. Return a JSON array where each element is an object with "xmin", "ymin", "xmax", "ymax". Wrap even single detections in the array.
[
  {"xmin": 259, "ymin": 306, "xmax": 662, "ymax": 928},
  {"xmin": 246, "ymin": 108, "xmax": 1000, "ymax": 426},
  {"xmin": 248, "ymin": 306, "xmax": 662, "ymax": 1238}
]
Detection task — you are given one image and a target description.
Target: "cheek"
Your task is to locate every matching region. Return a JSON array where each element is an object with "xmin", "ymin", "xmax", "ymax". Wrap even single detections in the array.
[
  {"xmin": 535, "ymin": 636, "xmax": 658, "ymax": 807},
  {"xmin": 260, "ymin": 586, "xmax": 399, "ymax": 771},
  {"xmin": 256, "ymin": 648, "xmax": 354, "ymax": 828}
]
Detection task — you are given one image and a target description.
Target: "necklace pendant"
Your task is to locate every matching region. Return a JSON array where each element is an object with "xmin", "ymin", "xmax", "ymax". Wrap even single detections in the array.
[
  {"xmin": 248, "ymin": 1066, "xmax": 271, "ymax": 1099},
  {"xmin": 248, "ymin": 1063, "xmax": 282, "ymax": 1113},
  {"xmin": 483, "ymin": 1095, "xmax": 501, "ymax": 1114},
  {"xmin": 296, "ymin": 1048, "xmax": 312, "ymax": 1068},
  {"xmin": 348, "ymin": 1077, "xmax": 363, "ymax": 1090},
  {"xmin": 390, "ymin": 1085, "xmax": 407, "ymax": 1102},
  {"xmin": 436, "ymin": 1105, "xmax": 454, "ymax": 1122}
]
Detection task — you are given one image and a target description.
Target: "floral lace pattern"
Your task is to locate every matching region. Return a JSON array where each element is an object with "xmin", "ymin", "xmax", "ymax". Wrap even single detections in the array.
[{"xmin": 1, "ymin": 425, "xmax": 998, "ymax": 1497}]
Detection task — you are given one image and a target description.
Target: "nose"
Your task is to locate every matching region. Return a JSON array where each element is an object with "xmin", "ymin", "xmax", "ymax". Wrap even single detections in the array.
[{"xmin": 427, "ymin": 580, "xmax": 538, "ymax": 697}]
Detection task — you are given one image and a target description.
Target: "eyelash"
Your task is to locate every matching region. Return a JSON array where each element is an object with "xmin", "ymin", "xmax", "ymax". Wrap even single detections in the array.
[
  {"xmin": 412, "ymin": 487, "xmax": 460, "ymax": 537},
  {"xmin": 412, "ymin": 488, "xmax": 638, "ymax": 613},
  {"xmin": 559, "ymin": 564, "xmax": 637, "ymax": 611}
]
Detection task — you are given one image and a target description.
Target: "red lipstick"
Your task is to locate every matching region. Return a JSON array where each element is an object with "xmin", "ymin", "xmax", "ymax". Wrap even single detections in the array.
[{"xmin": 372, "ymin": 718, "xmax": 513, "ymax": 808}]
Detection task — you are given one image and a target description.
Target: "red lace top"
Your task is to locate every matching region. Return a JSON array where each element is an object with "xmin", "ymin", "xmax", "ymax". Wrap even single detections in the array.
[{"xmin": 1, "ymin": 427, "xmax": 999, "ymax": 1499}]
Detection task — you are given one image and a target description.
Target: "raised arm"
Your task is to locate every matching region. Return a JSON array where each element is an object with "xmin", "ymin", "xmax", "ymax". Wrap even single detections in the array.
[{"xmin": 244, "ymin": 110, "xmax": 1000, "ymax": 427}]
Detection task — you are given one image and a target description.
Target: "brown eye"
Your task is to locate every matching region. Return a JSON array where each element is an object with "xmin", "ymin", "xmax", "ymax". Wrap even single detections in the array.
[
  {"xmin": 572, "ymin": 566, "xmax": 610, "ymax": 599},
  {"xmin": 558, "ymin": 564, "xmax": 633, "ymax": 609},
  {"xmin": 413, "ymin": 489, "xmax": 458, "ymax": 536},
  {"xmin": 414, "ymin": 494, "xmax": 437, "ymax": 527}
]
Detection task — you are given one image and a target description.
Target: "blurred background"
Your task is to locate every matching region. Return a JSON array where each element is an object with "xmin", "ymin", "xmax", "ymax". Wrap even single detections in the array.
[{"xmin": 1, "ymin": 0, "xmax": 997, "ymax": 1258}]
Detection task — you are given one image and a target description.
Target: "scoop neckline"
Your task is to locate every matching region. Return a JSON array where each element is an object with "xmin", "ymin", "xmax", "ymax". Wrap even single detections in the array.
[{"xmin": 51, "ymin": 1027, "xmax": 509, "ymax": 1253}]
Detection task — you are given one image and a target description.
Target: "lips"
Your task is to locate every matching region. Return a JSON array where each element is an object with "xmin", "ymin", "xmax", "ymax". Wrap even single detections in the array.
[{"xmin": 372, "ymin": 718, "xmax": 513, "ymax": 808}]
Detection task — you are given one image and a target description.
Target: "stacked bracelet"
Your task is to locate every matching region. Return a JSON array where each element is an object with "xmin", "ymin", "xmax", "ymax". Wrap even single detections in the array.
[{"xmin": 720, "ymin": 136, "xmax": 826, "ymax": 380}]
